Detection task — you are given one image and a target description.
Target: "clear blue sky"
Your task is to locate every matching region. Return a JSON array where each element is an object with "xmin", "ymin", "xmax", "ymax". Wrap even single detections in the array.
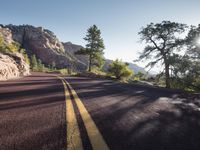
[{"xmin": 0, "ymin": 0, "xmax": 200, "ymax": 69}]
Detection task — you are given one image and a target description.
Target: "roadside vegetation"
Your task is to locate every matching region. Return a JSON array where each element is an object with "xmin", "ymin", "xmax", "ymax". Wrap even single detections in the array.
[
  {"xmin": 72, "ymin": 23, "xmax": 200, "ymax": 92},
  {"xmin": 107, "ymin": 59, "xmax": 133, "ymax": 80},
  {"xmin": 136, "ymin": 21, "xmax": 200, "ymax": 91},
  {"xmin": 29, "ymin": 54, "xmax": 69, "ymax": 75},
  {"xmin": 75, "ymin": 25, "xmax": 105, "ymax": 72},
  {"xmin": 0, "ymin": 36, "xmax": 19, "ymax": 53},
  {"xmin": 133, "ymin": 71, "xmax": 145, "ymax": 81}
]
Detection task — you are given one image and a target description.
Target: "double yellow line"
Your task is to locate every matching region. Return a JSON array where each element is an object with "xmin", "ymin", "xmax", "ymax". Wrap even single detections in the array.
[{"xmin": 59, "ymin": 77, "xmax": 109, "ymax": 150}]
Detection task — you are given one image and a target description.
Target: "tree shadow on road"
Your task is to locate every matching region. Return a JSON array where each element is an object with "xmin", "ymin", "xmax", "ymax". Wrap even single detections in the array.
[{"xmin": 68, "ymin": 77, "xmax": 200, "ymax": 150}]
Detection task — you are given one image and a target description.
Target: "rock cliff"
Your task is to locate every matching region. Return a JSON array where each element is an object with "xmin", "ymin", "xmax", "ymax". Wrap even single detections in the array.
[
  {"xmin": 0, "ymin": 26, "xmax": 30, "ymax": 80},
  {"xmin": 0, "ymin": 53, "xmax": 30, "ymax": 80},
  {"xmin": 62, "ymin": 42, "xmax": 89, "ymax": 66},
  {"xmin": 5, "ymin": 25, "xmax": 87, "ymax": 70}
]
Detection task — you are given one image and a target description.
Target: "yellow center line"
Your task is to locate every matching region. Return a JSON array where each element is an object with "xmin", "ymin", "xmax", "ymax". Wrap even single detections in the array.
[
  {"xmin": 58, "ymin": 77, "xmax": 83, "ymax": 150},
  {"xmin": 64, "ymin": 79, "xmax": 110, "ymax": 150}
]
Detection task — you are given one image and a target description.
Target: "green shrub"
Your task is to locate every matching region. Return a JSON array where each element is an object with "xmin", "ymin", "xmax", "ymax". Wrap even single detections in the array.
[
  {"xmin": 133, "ymin": 71, "xmax": 145, "ymax": 81},
  {"xmin": 0, "ymin": 36, "xmax": 21, "ymax": 53},
  {"xmin": 108, "ymin": 59, "xmax": 133, "ymax": 80},
  {"xmin": 58, "ymin": 69, "xmax": 68, "ymax": 75},
  {"xmin": 19, "ymin": 48, "xmax": 30, "ymax": 65}
]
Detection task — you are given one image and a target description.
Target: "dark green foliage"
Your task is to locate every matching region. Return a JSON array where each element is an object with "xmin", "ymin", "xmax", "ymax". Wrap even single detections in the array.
[
  {"xmin": 134, "ymin": 71, "xmax": 145, "ymax": 80},
  {"xmin": 0, "ymin": 36, "xmax": 5, "ymax": 53},
  {"xmin": 139, "ymin": 22, "xmax": 200, "ymax": 91},
  {"xmin": 30, "ymin": 55, "xmax": 38, "ymax": 71},
  {"xmin": 30, "ymin": 54, "xmax": 47, "ymax": 72},
  {"xmin": 168, "ymin": 24, "xmax": 200, "ymax": 91},
  {"xmin": 75, "ymin": 25, "xmax": 105, "ymax": 71},
  {"xmin": 186, "ymin": 25, "xmax": 200, "ymax": 59},
  {"xmin": 108, "ymin": 59, "xmax": 133, "ymax": 80},
  {"xmin": 37, "ymin": 59, "xmax": 44, "ymax": 72},
  {"xmin": 169, "ymin": 55, "xmax": 200, "ymax": 91}
]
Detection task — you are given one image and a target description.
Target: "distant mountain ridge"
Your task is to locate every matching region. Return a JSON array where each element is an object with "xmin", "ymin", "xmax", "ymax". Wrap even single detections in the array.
[{"xmin": 62, "ymin": 42, "xmax": 88, "ymax": 66}]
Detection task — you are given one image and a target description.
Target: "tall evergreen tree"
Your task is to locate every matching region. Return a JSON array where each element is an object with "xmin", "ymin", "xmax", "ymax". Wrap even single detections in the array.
[
  {"xmin": 37, "ymin": 59, "xmax": 43, "ymax": 71},
  {"xmin": 31, "ymin": 54, "xmax": 38, "ymax": 71},
  {"xmin": 75, "ymin": 25, "xmax": 105, "ymax": 72}
]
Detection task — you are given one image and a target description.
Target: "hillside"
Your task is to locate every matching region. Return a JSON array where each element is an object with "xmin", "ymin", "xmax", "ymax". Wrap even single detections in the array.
[
  {"xmin": 0, "ymin": 26, "xmax": 30, "ymax": 80},
  {"xmin": 3, "ymin": 24, "xmax": 87, "ymax": 71}
]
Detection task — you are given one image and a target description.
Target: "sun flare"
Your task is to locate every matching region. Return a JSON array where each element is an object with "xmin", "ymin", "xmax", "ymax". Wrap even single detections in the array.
[{"xmin": 196, "ymin": 38, "xmax": 200, "ymax": 45}]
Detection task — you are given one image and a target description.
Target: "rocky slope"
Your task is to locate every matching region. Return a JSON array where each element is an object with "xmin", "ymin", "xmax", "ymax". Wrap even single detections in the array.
[
  {"xmin": 4, "ymin": 25, "xmax": 87, "ymax": 71},
  {"xmin": 0, "ymin": 53, "xmax": 30, "ymax": 80},
  {"xmin": 0, "ymin": 26, "xmax": 30, "ymax": 80},
  {"xmin": 62, "ymin": 42, "xmax": 88, "ymax": 66}
]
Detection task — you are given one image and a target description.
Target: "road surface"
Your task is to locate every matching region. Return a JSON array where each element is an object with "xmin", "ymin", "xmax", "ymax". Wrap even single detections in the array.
[{"xmin": 0, "ymin": 72, "xmax": 200, "ymax": 150}]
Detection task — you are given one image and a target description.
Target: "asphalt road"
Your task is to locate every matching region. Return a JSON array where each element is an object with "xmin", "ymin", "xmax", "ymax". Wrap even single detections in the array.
[
  {"xmin": 65, "ymin": 76, "xmax": 200, "ymax": 150},
  {"xmin": 0, "ymin": 73, "xmax": 66, "ymax": 150},
  {"xmin": 0, "ymin": 73, "xmax": 200, "ymax": 150}
]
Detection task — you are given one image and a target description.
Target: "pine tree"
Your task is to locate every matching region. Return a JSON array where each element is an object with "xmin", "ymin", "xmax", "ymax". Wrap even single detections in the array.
[
  {"xmin": 31, "ymin": 55, "xmax": 38, "ymax": 71},
  {"xmin": 37, "ymin": 59, "xmax": 43, "ymax": 72},
  {"xmin": 75, "ymin": 25, "xmax": 105, "ymax": 72}
]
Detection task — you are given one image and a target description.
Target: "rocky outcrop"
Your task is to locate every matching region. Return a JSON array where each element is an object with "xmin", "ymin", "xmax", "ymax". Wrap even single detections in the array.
[
  {"xmin": 0, "ymin": 26, "xmax": 13, "ymax": 44},
  {"xmin": 5, "ymin": 25, "xmax": 87, "ymax": 70},
  {"xmin": 0, "ymin": 53, "xmax": 30, "ymax": 80},
  {"xmin": 0, "ymin": 26, "xmax": 30, "ymax": 80},
  {"xmin": 0, "ymin": 54, "xmax": 19, "ymax": 80}
]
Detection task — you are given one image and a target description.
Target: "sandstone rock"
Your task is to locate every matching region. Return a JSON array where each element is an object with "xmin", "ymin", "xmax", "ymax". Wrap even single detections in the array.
[
  {"xmin": 0, "ymin": 26, "xmax": 30, "ymax": 81},
  {"xmin": 11, "ymin": 52, "xmax": 30, "ymax": 76},
  {"xmin": 5, "ymin": 25, "xmax": 87, "ymax": 71},
  {"xmin": 0, "ymin": 53, "xmax": 19, "ymax": 80},
  {"xmin": 0, "ymin": 26, "xmax": 13, "ymax": 44},
  {"xmin": 0, "ymin": 53, "xmax": 30, "ymax": 80}
]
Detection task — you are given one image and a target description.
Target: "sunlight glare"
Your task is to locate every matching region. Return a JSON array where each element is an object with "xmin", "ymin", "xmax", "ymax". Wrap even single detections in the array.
[{"xmin": 196, "ymin": 37, "xmax": 200, "ymax": 46}]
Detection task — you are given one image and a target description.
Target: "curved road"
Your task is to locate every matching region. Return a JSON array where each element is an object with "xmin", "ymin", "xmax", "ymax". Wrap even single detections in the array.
[{"xmin": 0, "ymin": 73, "xmax": 200, "ymax": 150}]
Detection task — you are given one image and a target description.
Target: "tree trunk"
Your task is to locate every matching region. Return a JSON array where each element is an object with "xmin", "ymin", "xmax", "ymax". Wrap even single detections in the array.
[
  {"xmin": 88, "ymin": 54, "xmax": 92, "ymax": 72},
  {"xmin": 164, "ymin": 57, "xmax": 170, "ymax": 88}
]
